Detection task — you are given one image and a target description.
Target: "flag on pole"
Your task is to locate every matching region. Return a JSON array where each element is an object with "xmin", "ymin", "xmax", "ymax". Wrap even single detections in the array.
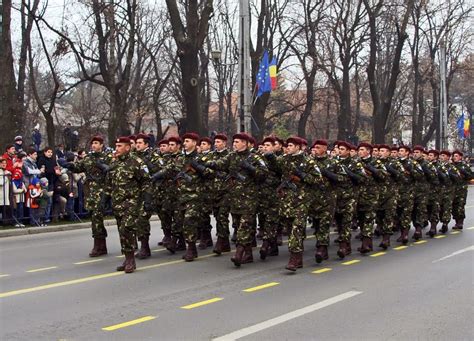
[
  {"xmin": 269, "ymin": 57, "xmax": 278, "ymax": 90},
  {"xmin": 457, "ymin": 110, "xmax": 470, "ymax": 139},
  {"xmin": 256, "ymin": 50, "xmax": 271, "ymax": 98}
]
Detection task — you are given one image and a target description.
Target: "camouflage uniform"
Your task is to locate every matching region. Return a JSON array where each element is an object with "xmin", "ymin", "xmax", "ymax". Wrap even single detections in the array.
[
  {"xmin": 197, "ymin": 150, "xmax": 214, "ymax": 248},
  {"xmin": 437, "ymin": 161, "xmax": 461, "ymax": 228},
  {"xmin": 69, "ymin": 151, "xmax": 111, "ymax": 239},
  {"xmin": 426, "ymin": 160, "xmax": 441, "ymax": 228},
  {"xmin": 209, "ymin": 148, "xmax": 231, "ymax": 239},
  {"xmin": 134, "ymin": 147, "xmax": 155, "ymax": 241},
  {"xmin": 452, "ymin": 160, "xmax": 474, "ymax": 226},
  {"xmin": 105, "ymin": 152, "xmax": 150, "ymax": 253},
  {"xmin": 411, "ymin": 158, "xmax": 433, "ymax": 230}
]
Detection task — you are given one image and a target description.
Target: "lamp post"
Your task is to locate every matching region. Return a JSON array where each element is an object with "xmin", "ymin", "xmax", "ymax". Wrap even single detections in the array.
[
  {"xmin": 238, "ymin": 0, "xmax": 251, "ymax": 133},
  {"xmin": 211, "ymin": 50, "xmax": 225, "ymax": 132}
]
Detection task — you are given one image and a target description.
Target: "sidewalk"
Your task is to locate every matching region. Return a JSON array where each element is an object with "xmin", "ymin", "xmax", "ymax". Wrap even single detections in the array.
[{"xmin": 0, "ymin": 215, "xmax": 160, "ymax": 238}]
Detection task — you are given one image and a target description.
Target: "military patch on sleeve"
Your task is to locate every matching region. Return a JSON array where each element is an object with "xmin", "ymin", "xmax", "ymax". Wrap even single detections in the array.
[{"xmin": 141, "ymin": 164, "xmax": 149, "ymax": 174}]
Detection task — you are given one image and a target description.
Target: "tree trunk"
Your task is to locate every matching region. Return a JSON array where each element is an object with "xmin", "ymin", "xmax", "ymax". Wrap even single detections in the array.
[
  {"xmin": 179, "ymin": 51, "xmax": 202, "ymax": 134},
  {"xmin": 298, "ymin": 76, "xmax": 315, "ymax": 138},
  {"xmin": 337, "ymin": 67, "xmax": 351, "ymax": 140}
]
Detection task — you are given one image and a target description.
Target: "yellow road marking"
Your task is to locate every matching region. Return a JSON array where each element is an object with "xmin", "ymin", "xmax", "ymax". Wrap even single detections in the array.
[
  {"xmin": 413, "ymin": 240, "xmax": 427, "ymax": 245},
  {"xmin": 434, "ymin": 235, "xmax": 447, "ymax": 239},
  {"xmin": 466, "ymin": 227, "xmax": 474, "ymax": 230},
  {"xmin": 26, "ymin": 266, "xmax": 58, "ymax": 273},
  {"xmin": 116, "ymin": 255, "xmax": 125, "ymax": 258},
  {"xmin": 0, "ymin": 274, "xmax": 11, "ymax": 278},
  {"xmin": 465, "ymin": 205, "xmax": 474, "ymax": 209},
  {"xmin": 312, "ymin": 268, "xmax": 332, "ymax": 274},
  {"xmin": 370, "ymin": 252, "xmax": 386, "ymax": 257},
  {"xmin": 341, "ymin": 260, "xmax": 360, "ymax": 266},
  {"xmin": 152, "ymin": 249, "xmax": 166, "ymax": 253},
  {"xmin": 102, "ymin": 315, "xmax": 156, "ymax": 331},
  {"xmin": 243, "ymin": 282, "xmax": 279, "ymax": 292},
  {"xmin": 74, "ymin": 259, "xmax": 104, "ymax": 265},
  {"xmin": 393, "ymin": 246, "xmax": 408, "ymax": 250},
  {"xmin": 181, "ymin": 297, "xmax": 223, "ymax": 309},
  {"xmin": 450, "ymin": 231, "xmax": 461, "ymax": 235}
]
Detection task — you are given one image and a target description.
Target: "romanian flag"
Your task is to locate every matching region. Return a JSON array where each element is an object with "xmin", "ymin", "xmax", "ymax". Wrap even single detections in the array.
[
  {"xmin": 269, "ymin": 57, "xmax": 277, "ymax": 90},
  {"xmin": 457, "ymin": 110, "xmax": 470, "ymax": 139}
]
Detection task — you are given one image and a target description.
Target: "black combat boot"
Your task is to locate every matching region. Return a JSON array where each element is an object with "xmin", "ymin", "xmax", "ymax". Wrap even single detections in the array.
[
  {"xmin": 259, "ymin": 240, "xmax": 270, "ymax": 260},
  {"xmin": 358, "ymin": 237, "xmax": 372, "ymax": 254},
  {"xmin": 198, "ymin": 230, "xmax": 213, "ymax": 250},
  {"xmin": 268, "ymin": 240, "xmax": 279, "ymax": 256},
  {"xmin": 453, "ymin": 219, "xmax": 464, "ymax": 230},
  {"xmin": 242, "ymin": 246, "xmax": 254, "ymax": 264},
  {"xmin": 213, "ymin": 236, "xmax": 231, "ymax": 255},
  {"xmin": 183, "ymin": 242, "xmax": 198, "ymax": 262},
  {"xmin": 89, "ymin": 238, "xmax": 107, "ymax": 257},
  {"xmin": 427, "ymin": 222, "xmax": 437, "ymax": 237},
  {"xmin": 286, "ymin": 252, "xmax": 303, "ymax": 271},
  {"xmin": 231, "ymin": 245, "xmax": 245, "ymax": 267},
  {"xmin": 158, "ymin": 229, "xmax": 172, "ymax": 247},
  {"xmin": 379, "ymin": 234, "xmax": 391, "ymax": 250},
  {"xmin": 176, "ymin": 234, "xmax": 187, "ymax": 251},
  {"xmin": 124, "ymin": 251, "xmax": 136, "ymax": 273},
  {"xmin": 337, "ymin": 241, "xmax": 351, "ymax": 259},
  {"xmin": 440, "ymin": 224, "xmax": 448, "ymax": 234},
  {"xmin": 136, "ymin": 237, "xmax": 151, "ymax": 259},
  {"xmin": 412, "ymin": 225, "xmax": 422, "ymax": 240},
  {"xmin": 166, "ymin": 235, "xmax": 178, "ymax": 254},
  {"xmin": 315, "ymin": 245, "xmax": 328, "ymax": 264}
]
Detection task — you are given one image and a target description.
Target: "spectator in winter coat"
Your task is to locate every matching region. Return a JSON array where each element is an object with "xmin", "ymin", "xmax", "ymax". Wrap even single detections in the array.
[
  {"xmin": 2, "ymin": 144, "xmax": 19, "ymax": 173},
  {"xmin": 32, "ymin": 128, "xmax": 42, "ymax": 151},
  {"xmin": 14, "ymin": 136, "xmax": 24, "ymax": 153},
  {"xmin": 22, "ymin": 147, "xmax": 44, "ymax": 187},
  {"xmin": 37, "ymin": 147, "xmax": 60, "ymax": 222},
  {"xmin": 12, "ymin": 168, "xmax": 26, "ymax": 227},
  {"xmin": 0, "ymin": 158, "xmax": 13, "ymax": 225}
]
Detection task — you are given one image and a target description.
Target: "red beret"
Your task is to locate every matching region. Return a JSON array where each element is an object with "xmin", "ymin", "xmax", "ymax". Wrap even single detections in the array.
[
  {"xmin": 357, "ymin": 142, "xmax": 373, "ymax": 150},
  {"xmin": 452, "ymin": 150, "xmax": 463, "ymax": 157},
  {"xmin": 248, "ymin": 135, "xmax": 257, "ymax": 146},
  {"xmin": 128, "ymin": 135, "xmax": 136, "ymax": 141},
  {"xmin": 378, "ymin": 144, "xmax": 390, "ymax": 150},
  {"xmin": 214, "ymin": 134, "xmax": 228, "ymax": 141},
  {"xmin": 349, "ymin": 144, "xmax": 357, "ymax": 151},
  {"xmin": 90, "ymin": 136, "xmax": 104, "ymax": 144},
  {"xmin": 286, "ymin": 136, "xmax": 304, "ymax": 146},
  {"xmin": 390, "ymin": 145, "xmax": 399, "ymax": 151},
  {"xmin": 116, "ymin": 136, "xmax": 131, "ymax": 144},
  {"xmin": 262, "ymin": 136, "xmax": 276, "ymax": 144},
  {"xmin": 399, "ymin": 145, "xmax": 411, "ymax": 153},
  {"xmin": 440, "ymin": 150, "xmax": 451, "ymax": 157},
  {"xmin": 338, "ymin": 141, "xmax": 351, "ymax": 150},
  {"xmin": 301, "ymin": 138, "xmax": 308, "ymax": 146},
  {"xmin": 158, "ymin": 139, "xmax": 169, "ymax": 145},
  {"xmin": 312, "ymin": 139, "xmax": 328, "ymax": 147},
  {"xmin": 136, "ymin": 133, "xmax": 150, "ymax": 142},
  {"xmin": 233, "ymin": 133, "xmax": 250, "ymax": 142},
  {"xmin": 373, "ymin": 144, "xmax": 380, "ymax": 149},
  {"xmin": 275, "ymin": 137, "xmax": 284, "ymax": 145},
  {"xmin": 428, "ymin": 149, "xmax": 439, "ymax": 156},
  {"xmin": 168, "ymin": 136, "xmax": 182, "ymax": 144},
  {"xmin": 182, "ymin": 132, "xmax": 200, "ymax": 141},
  {"xmin": 200, "ymin": 137, "xmax": 212, "ymax": 145},
  {"xmin": 413, "ymin": 145, "xmax": 425, "ymax": 152}
]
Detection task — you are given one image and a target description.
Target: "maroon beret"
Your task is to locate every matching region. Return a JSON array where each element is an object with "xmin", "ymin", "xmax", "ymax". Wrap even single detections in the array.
[
  {"xmin": 413, "ymin": 145, "xmax": 425, "ymax": 152},
  {"xmin": 301, "ymin": 138, "xmax": 308, "ymax": 146},
  {"xmin": 182, "ymin": 132, "xmax": 200, "ymax": 141},
  {"xmin": 372, "ymin": 144, "xmax": 380, "ymax": 149},
  {"xmin": 399, "ymin": 145, "xmax": 411, "ymax": 153},
  {"xmin": 357, "ymin": 142, "xmax": 373, "ymax": 150},
  {"xmin": 248, "ymin": 135, "xmax": 257, "ymax": 146},
  {"xmin": 214, "ymin": 134, "xmax": 228, "ymax": 141},
  {"xmin": 440, "ymin": 150, "xmax": 451, "ymax": 157},
  {"xmin": 116, "ymin": 136, "xmax": 131, "ymax": 144},
  {"xmin": 312, "ymin": 139, "xmax": 328, "ymax": 147},
  {"xmin": 428, "ymin": 149, "xmax": 439, "ymax": 156},
  {"xmin": 275, "ymin": 137, "xmax": 284, "ymax": 145},
  {"xmin": 90, "ymin": 135, "xmax": 104, "ymax": 144},
  {"xmin": 168, "ymin": 136, "xmax": 182, "ymax": 144},
  {"xmin": 452, "ymin": 150, "xmax": 463, "ymax": 157},
  {"xmin": 262, "ymin": 136, "xmax": 276, "ymax": 144},
  {"xmin": 233, "ymin": 133, "xmax": 250, "ymax": 142},
  {"xmin": 349, "ymin": 144, "xmax": 357, "ymax": 151},
  {"xmin": 128, "ymin": 135, "xmax": 136, "ymax": 141},
  {"xmin": 200, "ymin": 137, "xmax": 212, "ymax": 145},
  {"xmin": 135, "ymin": 133, "xmax": 150, "ymax": 142},
  {"xmin": 286, "ymin": 136, "xmax": 304, "ymax": 146},
  {"xmin": 158, "ymin": 139, "xmax": 169, "ymax": 146},
  {"xmin": 378, "ymin": 144, "xmax": 390, "ymax": 150},
  {"xmin": 390, "ymin": 145, "xmax": 399, "ymax": 151},
  {"xmin": 338, "ymin": 141, "xmax": 351, "ymax": 150}
]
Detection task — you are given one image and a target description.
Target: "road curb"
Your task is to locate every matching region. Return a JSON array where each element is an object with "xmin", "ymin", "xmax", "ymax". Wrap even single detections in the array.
[{"xmin": 0, "ymin": 215, "xmax": 160, "ymax": 238}]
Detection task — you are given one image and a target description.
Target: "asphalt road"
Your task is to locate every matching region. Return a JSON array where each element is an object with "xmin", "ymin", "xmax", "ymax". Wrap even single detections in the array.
[{"xmin": 1, "ymin": 189, "xmax": 473, "ymax": 341}]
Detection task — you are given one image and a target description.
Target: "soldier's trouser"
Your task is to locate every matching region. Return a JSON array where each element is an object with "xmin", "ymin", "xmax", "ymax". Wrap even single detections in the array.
[
  {"xmin": 213, "ymin": 205, "xmax": 230, "ymax": 238},
  {"xmin": 136, "ymin": 204, "xmax": 152, "ymax": 240},
  {"xmin": 334, "ymin": 196, "xmax": 355, "ymax": 242},
  {"xmin": 412, "ymin": 189, "xmax": 428, "ymax": 227},
  {"xmin": 452, "ymin": 186, "xmax": 468, "ymax": 220},
  {"xmin": 181, "ymin": 201, "xmax": 203, "ymax": 243},
  {"xmin": 232, "ymin": 213, "xmax": 240, "ymax": 232},
  {"xmin": 91, "ymin": 209, "xmax": 107, "ymax": 239},
  {"xmin": 115, "ymin": 209, "xmax": 138, "ymax": 253},
  {"xmin": 427, "ymin": 196, "xmax": 440, "ymax": 224},
  {"xmin": 375, "ymin": 194, "xmax": 396, "ymax": 235},
  {"xmin": 282, "ymin": 210, "xmax": 308, "ymax": 253},
  {"xmin": 313, "ymin": 194, "xmax": 337, "ymax": 246},
  {"xmin": 199, "ymin": 201, "xmax": 213, "ymax": 234},
  {"xmin": 356, "ymin": 208, "xmax": 376, "ymax": 238},
  {"xmin": 233, "ymin": 213, "xmax": 255, "ymax": 246},
  {"xmin": 395, "ymin": 189, "xmax": 414, "ymax": 230},
  {"xmin": 439, "ymin": 187, "xmax": 454, "ymax": 224},
  {"xmin": 171, "ymin": 208, "xmax": 184, "ymax": 237},
  {"xmin": 158, "ymin": 208, "xmax": 173, "ymax": 233}
]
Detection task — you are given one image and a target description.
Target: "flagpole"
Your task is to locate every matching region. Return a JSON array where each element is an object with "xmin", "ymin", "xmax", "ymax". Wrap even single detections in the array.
[{"xmin": 238, "ymin": 0, "xmax": 252, "ymax": 133}]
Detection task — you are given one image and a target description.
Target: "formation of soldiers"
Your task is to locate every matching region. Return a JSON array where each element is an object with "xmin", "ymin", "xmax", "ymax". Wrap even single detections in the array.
[{"xmin": 64, "ymin": 133, "xmax": 473, "ymax": 273}]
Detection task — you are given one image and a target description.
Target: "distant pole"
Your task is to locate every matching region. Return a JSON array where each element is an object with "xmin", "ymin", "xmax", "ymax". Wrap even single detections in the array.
[
  {"xmin": 238, "ymin": 0, "xmax": 251, "ymax": 133},
  {"xmin": 439, "ymin": 42, "xmax": 448, "ymax": 149}
]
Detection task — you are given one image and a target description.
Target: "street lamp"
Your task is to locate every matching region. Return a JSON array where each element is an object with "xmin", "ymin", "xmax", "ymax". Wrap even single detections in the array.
[{"xmin": 211, "ymin": 50, "xmax": 225, "ymax": 132}]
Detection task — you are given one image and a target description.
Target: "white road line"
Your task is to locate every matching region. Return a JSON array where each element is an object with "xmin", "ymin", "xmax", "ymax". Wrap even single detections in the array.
[
  {"xmin": 432, "ymin": 245, "xmax": 474, "ymax": 263},
  {"xmin": 212, "ymin": 291, "xmax": 362, "ymax": 341}
]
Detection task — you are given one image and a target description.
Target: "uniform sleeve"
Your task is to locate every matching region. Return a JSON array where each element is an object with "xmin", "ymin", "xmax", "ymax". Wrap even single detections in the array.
[{"xmin": 303, "ymin": 159, "xmax": 323, "ymax": 185}]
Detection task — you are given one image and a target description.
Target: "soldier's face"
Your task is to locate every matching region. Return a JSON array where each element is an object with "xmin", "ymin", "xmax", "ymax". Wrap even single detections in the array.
[
  {"xmin": 135, "ymin": 139, "xmax": 148, "ymax": 152},
  {"xmin": 373, "ymin": 149, "xmax": 379, "ymax": 157},
  {"xmin": 428, "ymin": 153, "xmax": 437, "ymax": 162},
  {"xmin": 440, "ymin": 154, "xmax": 449, "ymax": 162},
  {"xmin": 168, "ymin": 142, "xmax": 180, "ymax": 153},
  {"xmin": 413, "ymin": 150, "xmax": 422, "ymax": 159},
  {"xmin": 258, "ymin": 145, "xmax": 264, "ymax": 152},
  {"xmin": 379, "ymin": 148, "xmax": 390, "ymax": 158},
  {"xmin": 214, "ymin": 139, "xmax": 226, "ymax": 151},
  {"xmin": 233, "ymin": 139, "xmax": 248, "ymax": 152},
  {"xmin": 263, "ymin": 142, "xmax": 274, "ymax": 153},
  {"xmin": 333, "ymin": 146, "xmax": 339, "ymax": 155},
  {"xmin": 286, "ymin": 143, "xmax": 300, "ymax": 155},
  {"xmin": 453, "ymin": 154, "xmax": 462, "ymax": 162},
  {"xmin": 159, "ymin": 144, "xmax": 169, "ymax": 153},
  {"xmin": 350, "ymin": 149, "xmax": 357, "ymax": 157},
  {"xmin": 339, "ymin": 146, "xmax": 350, "ymax": 158},
  {"xmin": 184, "ymin": 138, "xmax": 197, "ymax": 152},
  {"xmin": 90, "ymin": 141, "xmax": 103, "ymax": 153},
  {"xmin": 115, "ymin": 143, "xmax": 130, "ymax": 156},
  {"xmin": 274, "ymin": 142, "xmax": 282, "ymax": 151},
  {"xmin": 390, "ymin": 150, "xmax": 398, "ymax": 158},
  {"xmin": 130, "ymin": 140, "xmax": 136, "ymax": 150},
  {"xmin": 357, "ymin": 147, "xmax": 370, "ymax": 158},
  {"xmin": 200, "ymin": 141, "xmax": 211, "ymax": 152},
  {"xmin": 313, "ymin": 144, "xmax": 327, "ymax": 157},
  {"xmin": 398, "ymin": 148, "xmax": 409, "ymax": 158}
]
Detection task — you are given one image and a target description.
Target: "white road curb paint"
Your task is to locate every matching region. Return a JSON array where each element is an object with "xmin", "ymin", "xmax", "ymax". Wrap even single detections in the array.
[
  {"xmin": 212, "ymin": 291, "xmax": 362, "ymax": 341},
  {"xmin": 432, "ymin": 245, "xmax": 474, "ymax": 263}
]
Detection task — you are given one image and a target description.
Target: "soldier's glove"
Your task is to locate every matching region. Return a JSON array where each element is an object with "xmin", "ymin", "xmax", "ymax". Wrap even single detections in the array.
[
  {"xmin": 386, "ymin": 164, "xmax": 398, "ymax": 177},
  {"xmin": 438, "ymin": 171, "xmax": 448, "ymax": 183},
  {"xmin": 99, "ymin": 194, "xmax": 110, "ymax": 211},
  {"xmin": 293, "ymin": 168, "xmax": 307, "ymax": 181},
  {"xmin": 142, "ymin": 192, "xmax": 155, "ymax": 213},
  {"xmin": 241, "ymin": 160, "xmax": 257, "ymax": 175},
  {"xmin": 190, "ymin": 160, "xmax": 206, "ymax": 175},
  {"xmin": 205, "ymin": 161, "xmax": 218, "ymax": 169},
  {"xmin": 365, "ymin": 163, "xmax": 383, "ymax": 179},
  {"xmin": 405, "ymin": 163, "xmax": 413, "ymax": 172},
  {"xmin": 96, "ymin": 160, "xmax": 110, "ymax": 173},
  {"xmin": 151, "ymin": 170, "xmax": 166, "ymax": 183},
  {"xmin": 421, "ymin": 163, "xmax": 433, "ymax": 177},
  {"xmin": 264, "ymin": 152, "xmax": 276, "ymax": 160},
  {"xmin": 346, "ymin": 168, "xmax": 363, "ymax": 184},
  {"xmin": 321, "ymin": 168, "xmax": 339, "ymax": 183},
  {"xmin": 448, "ymin": 169, "xmax": 460, "ymax": 180}
]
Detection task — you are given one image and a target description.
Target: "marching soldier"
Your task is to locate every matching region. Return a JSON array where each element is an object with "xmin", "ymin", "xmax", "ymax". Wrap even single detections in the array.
[
  {"xmin": 197, "ymin": 137, "xmax": 214, "ymax": 250},
  {"xmin": 451, "ymin": 150, "xmax": 474, "ymax": 230},
  {"xmin": 426, "ymin": 150, "xmax": 441, "ymax": 237},
  {"xmin": 438, "ymin": 151, "xmax": 461, "ymax": 233}
]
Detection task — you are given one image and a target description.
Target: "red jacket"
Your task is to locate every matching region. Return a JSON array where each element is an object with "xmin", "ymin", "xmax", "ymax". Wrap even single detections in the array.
[{"xmin": 2, "ymin": 152, "xmax": 16, "ymax": 173}]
